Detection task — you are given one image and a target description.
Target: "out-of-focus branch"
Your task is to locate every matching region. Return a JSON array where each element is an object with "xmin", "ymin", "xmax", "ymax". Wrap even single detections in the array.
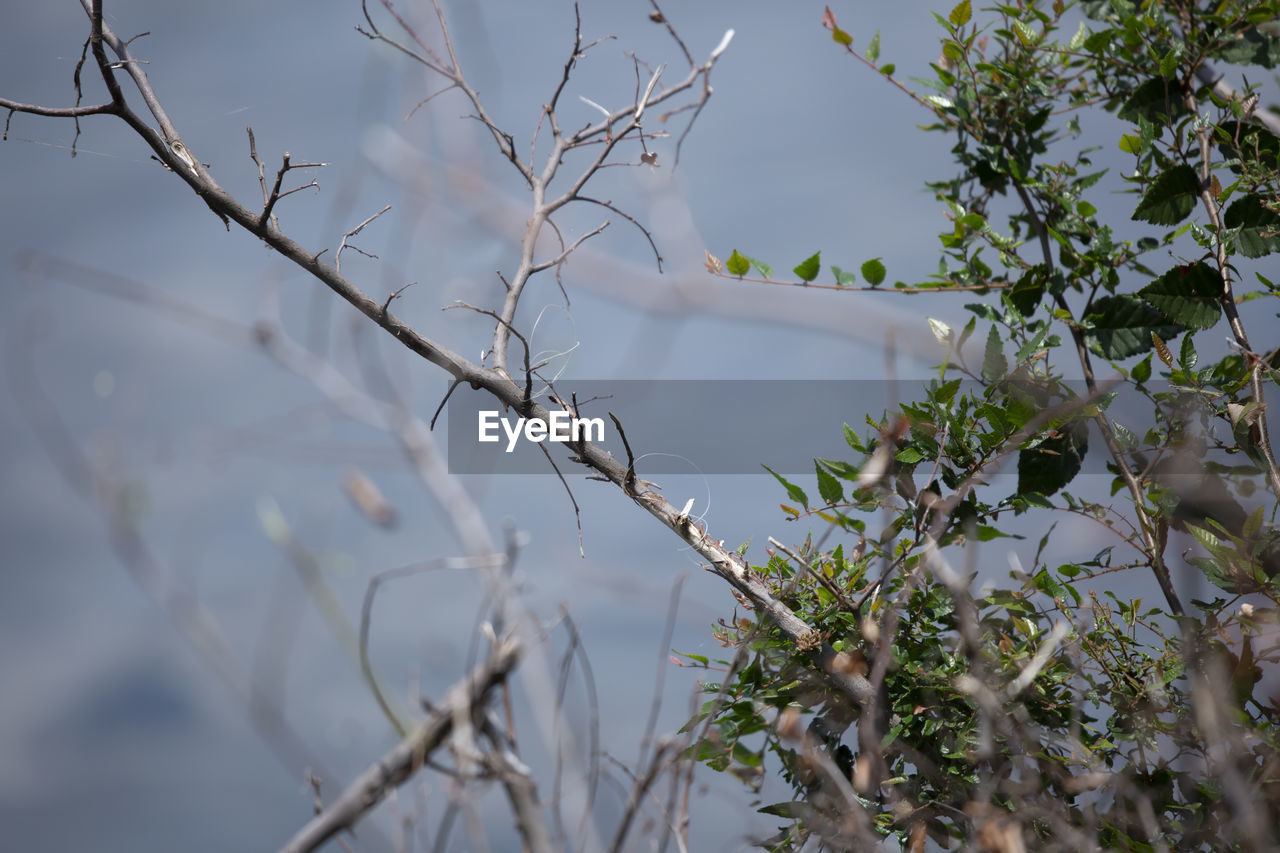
[
  {"xmin": 1195, "ymin": 63, "xmax": 1280, "ymax": 137},
  {"xmin": 277, "ymin": 636, "xmax": 523, "ymax": 853},
  {"xmin": 1182, "ymin": 84, "xmax": 1280, "ymax": 504}
]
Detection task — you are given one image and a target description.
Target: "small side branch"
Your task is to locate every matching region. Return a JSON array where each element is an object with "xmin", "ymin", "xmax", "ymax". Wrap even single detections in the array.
[
  {"xmin": 573, "ymin": 195, "xmax": 662, "ymax": 271},
  {"xmin": 277, "ymin": 637, "xmax": 523, "ymax": 853},
  {"xmin": 335, "ymin": 205, "xmax": 392, "ymax": 274},
  {"xmin": 529, "ymin": 221, "xmax": 609, "ymax": 274}
]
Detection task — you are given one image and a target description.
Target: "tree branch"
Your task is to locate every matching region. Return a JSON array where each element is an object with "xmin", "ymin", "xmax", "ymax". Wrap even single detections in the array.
[{"xmin": 276, "ymin": 637, "xmax": 523, "ymax": 853}]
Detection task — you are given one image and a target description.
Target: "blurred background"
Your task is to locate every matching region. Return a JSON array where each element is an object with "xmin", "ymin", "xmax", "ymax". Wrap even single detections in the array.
[{"xmin": 2, "ymin": 1, "xmax": 1261, "ymax": 850}]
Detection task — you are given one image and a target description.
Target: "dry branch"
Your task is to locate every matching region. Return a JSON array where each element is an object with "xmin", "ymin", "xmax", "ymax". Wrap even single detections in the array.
[{"xmin": 277, "ymin": 637, "xmax": 523, "ymax": 853}]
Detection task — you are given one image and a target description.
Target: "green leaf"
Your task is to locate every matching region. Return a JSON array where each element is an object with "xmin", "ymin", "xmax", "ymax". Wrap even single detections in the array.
[
  {"xmin": 1132, "ymin": 165, "xmax": 1199, "ymax": 226},
  {"xmin": 762, "ymin": 464, "xmax": 808, "ymax": 508},
  {"xmin": 982, "ymin": 325, "xmax": 1008, "ymax": 381},
  {"xmin": 860, "ymin": 257, "xmax": 886, "ymax": 286},
  {"xmin": 758, "ymin": 801, "xmax": 811, "ymax": 819},
  {"xmin": 1138, "ymin": 262, "xmax": 1221, "ymax": 329},
  {"xmin": 831, "ymin": 265, "xmax": 857, "ymax": 287},
  {"xmin": 1217, "ymin": 121, "xmax": 1280, "ymax": 175},
  {"xmin": 815, "ymin": 461, "xmax": 843, "ymax": 505},
  {"xmin": 1118, "ymin": 78, "xmax": 1181, "ymax": 124},
  {"xmin": 832, "ymin": 25, "xmax": 853, "ymax": 46},
  {"xmin": 867, "ymin": 30, "xmax": 881, "ymax": 63},
  {"xmin": 895, "ymin": 447, "xmax": 925, "ymax": 464},
  {"xmin": 1217, "ymin": 25, "xmax": 1280, "ymax": 69},
  {"xmin": 1083, "ymin": 295, "xmax": 1181, "ymax": 359},
  {"xmin": 843, "ymin": 423, "xmax": 864, "ymax": 452},
  {"xmin": 793, "ymin": 251, "xmax": 821, "ymax": 282},
  {"xmin": 819, "ymin": 457, "xmax": 861, "ymax": 481},
  {"xmin": 949, "ymin": 0, "xmax": 971, "ymax": 26},
  {"xmin": 1010, "ymin": 267, "xmax": 1046, "ymax": 315},
  {"xmin": 744, "ymin": 255, "xmax": 773, "ymax": 279},
  {"xmin": 1131, "ymin": 354, "xmax": 1152, "ymax": 383},
  {"xmin": 1068, "ymin": 21, "xmax": 1088, "ymax": 50},
  {"xmin": 726, "ymin": 249, "xmax": 750, "ymax": 277},
  {"xmin": 1118, "ymin": 134, "xmax": 1143, "ymax": 154},
  {"xmin": 1244, "ymin": 505, "xmax": 1265, "ymax": 540},
  {"xmin": 1223, "ymin": 194, "xmax": 1280, "ymax": 258},
  {"xmin": 1018, "ymin": 420, "xmax": 1088, "ymax": 497},
  {"xmin": 1179, "ymin": 333, "xmax": 1197, "ymax": 371}
]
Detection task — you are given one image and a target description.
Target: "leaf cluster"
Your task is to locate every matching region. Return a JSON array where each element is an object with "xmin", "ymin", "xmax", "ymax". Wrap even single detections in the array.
[{"xmin": 693, "ymin": 1, "xmax": 1280, "ymax": 849}]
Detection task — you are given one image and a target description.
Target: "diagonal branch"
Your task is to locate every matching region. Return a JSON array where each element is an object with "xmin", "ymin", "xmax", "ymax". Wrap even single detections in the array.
[{"xmin": 277, "ymin": 637, "xmax": 523, "ymax": 853}]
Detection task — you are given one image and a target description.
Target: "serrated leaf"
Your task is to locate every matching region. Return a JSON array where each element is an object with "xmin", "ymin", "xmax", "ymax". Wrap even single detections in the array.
[
  {"xmin": 1224, "ymin": 194, "xmax": 1280, "ymax": 258},
  {"xmin": 704, "ymin": 250, "xmax": 723, "ymax": 273},
  {"xmin": 1083, "ymin": 295, "xmax": 1181, "ymax": 359},
  {"xmin": 1217, "ymin": 25, "xmax": 1280, "ymax": 69},
  {"xmin": 1112, "ymin": 421, "xmax": 1138, "ymax": 450},
  {"xmin": 1012, "ymin": 19, "xmax": 1037, "ymax": 45},
  {"xmin": 1132, "ymin": 164, "xmax": 1199, "ymax": 226},
  {"xmin": 982, "ymin": 325, "xmax": 1008, "ymax": 381},
  {"xmin": 815, "ymin": 461, "xmax": 843, "ymax": 505},
  {"xmin": 1118, "ymin": 134, "xmax": 1143, "ymax": 154},
  {"xmin": 793, "ymin": 251, "xmax": 821, "ymax": 282},
  {"xmin": 949, "ymin": 0, "xmax": 971, "ymax": 26},
  {"xmin": 1152, "ymin": 332, "xmax": 1173, "ymax": 366},
  {"xmin": 860, "ymin": 257, "xmax": 886, "ymax": 286},
  {"xmin": 1018, "ymin": 420, "xmax": 1088, "ymax": 496},
  {"xmin": 763, "ymin": 464, "xmax": 808, "ymax": 508},
  {"xmin": 867, "ymin": 30, "xmax": 881, "ymax": 62},
  {"xmin": 1179, "ymin": 333, "xmax": 1197, "ymax": 370},
  {"xmin": 726, "ymin": 249, "xmax": 750, "ymax": 276},
  {"xmin": 1068, "ymin": 21, "xmax": 1088, "ymax": 50},
  {"xmin": 1138, "ymin": 262, "xmax": 1221, "ymax": 329}
]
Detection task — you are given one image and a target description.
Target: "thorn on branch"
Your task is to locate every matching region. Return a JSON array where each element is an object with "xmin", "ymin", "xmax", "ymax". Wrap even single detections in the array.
[
  {"xmin": 430, "ymin": 379, "xmax": 462, "ymax": 431},
  {"xmin": 609, "ymin": 411, "xmax": 638, "ymax": 495}
]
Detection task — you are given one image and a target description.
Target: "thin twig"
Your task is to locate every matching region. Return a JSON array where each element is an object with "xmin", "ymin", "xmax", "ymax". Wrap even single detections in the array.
[{"xmin": 277, "ymin": 637, "xmax": 523, "ymax": 853}]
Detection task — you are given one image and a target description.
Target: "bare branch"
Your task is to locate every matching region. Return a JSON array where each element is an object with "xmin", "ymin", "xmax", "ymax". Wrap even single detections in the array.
[
  {"xmin": 573, "ymin": 195, "xmax": 663, "ymax": 271},
  {"xmin": 529, "ymin": 221, "xmax": 609, "ymax": 274},
  {"xmin": 277, "ymin": 637, "xmax": 523, "ymax": 853},
  {"xmin": 336, "ymin": 204, "xmax": 392, "ymax": 273}
]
